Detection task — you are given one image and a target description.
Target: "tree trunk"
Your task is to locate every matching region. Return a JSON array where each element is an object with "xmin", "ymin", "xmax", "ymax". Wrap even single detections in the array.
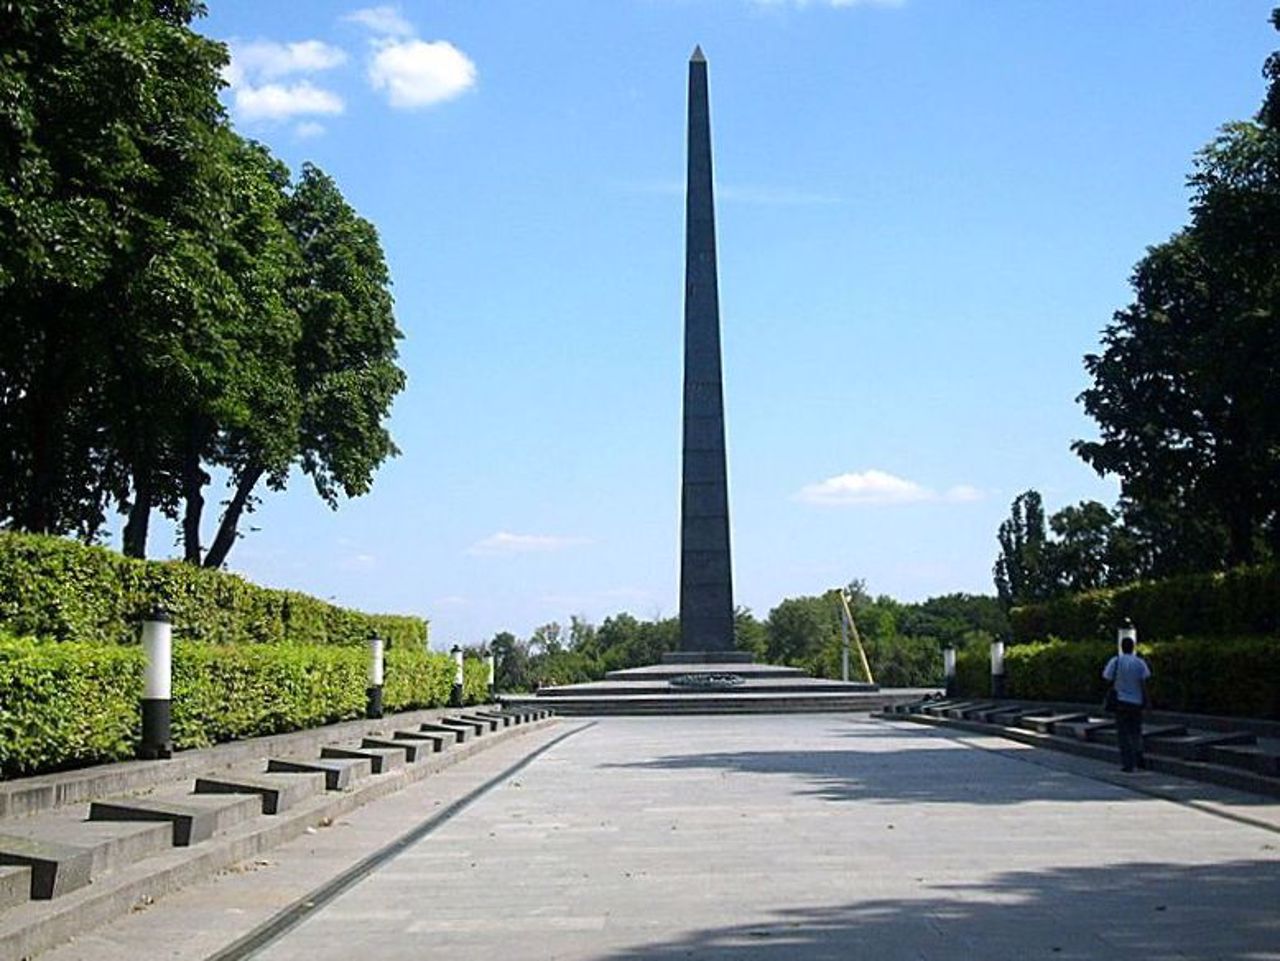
[
  {"xmin": 122, "ymin": 471, "xmax": 152, "ymax": 558},
  {"xmin": 203, "ymin": 463, "xmax": 264, "ymax": 569},
  {"xmin": 181, "ymin": 419, "xmax": 210, "ymax": 565}
]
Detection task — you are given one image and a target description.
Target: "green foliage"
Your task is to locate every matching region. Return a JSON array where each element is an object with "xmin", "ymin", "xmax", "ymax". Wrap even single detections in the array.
[
  {"xmin": 0, "ymin": 531, "xmax": 427, "ymax": 648},
  {"xmin": 1009, "ymin": 562, "xmax": 1280, "ymax": 644},
  {"xmin": 0, "ymin": 636, "xmax": 142, "ymax": 776},
  {"xmin": 1074, "ymin": 15, "xmax": 1280, "ymax": 569},
  {"xmin": 953, "ymin": 635, "xmax": 1280, "ymax": 719},
  {"xmin": 0, "ymin": 634, "xmax": 477, "ymax": 777}
]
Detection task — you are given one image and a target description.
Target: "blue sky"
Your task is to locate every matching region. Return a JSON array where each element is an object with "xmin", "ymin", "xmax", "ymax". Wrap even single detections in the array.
[{"xmin": 183, "ymin": 1, "xmax": 1277, "ymax": 647}]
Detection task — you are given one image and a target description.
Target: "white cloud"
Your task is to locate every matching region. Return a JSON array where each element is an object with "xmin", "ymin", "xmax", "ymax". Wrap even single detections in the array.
[
  {"xmin": 467, "ymin": 532, "xmax": 592, "ymax": 556},
  {"xmin": 229, "ymin": 40, "xmax": 348, "ymax": 83},
  {"xmin": 795, "ymin": 470, "xmax": 984, "ymax": 507},
  {"xmin": 344, "ymin": 5, "xmax": 415, "ymax": 38},
  {"xmin": 368, "ymin": 40, "xmax": 476, "ymax": 109},
  {"xmin": 294, "ymin": 120, "xmax": 326, "ymax": 138},
  {"xmin": 233, "ymin": 81, "xmax": 344, "ymax": 122}
]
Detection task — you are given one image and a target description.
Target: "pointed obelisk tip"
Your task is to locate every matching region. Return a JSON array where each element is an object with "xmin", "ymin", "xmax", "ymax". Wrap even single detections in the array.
[{"xmin": 690, "ymin": 45, "xmax": 706, "ymax": 63}]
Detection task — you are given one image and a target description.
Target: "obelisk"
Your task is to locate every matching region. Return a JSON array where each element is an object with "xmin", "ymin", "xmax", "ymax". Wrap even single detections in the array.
[{"xmin": 674, "ymin": 46, "xmax": 742, "ymax": 662}]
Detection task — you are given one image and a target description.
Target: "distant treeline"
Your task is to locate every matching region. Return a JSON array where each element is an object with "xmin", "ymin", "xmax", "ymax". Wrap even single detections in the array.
[{"xmin": 481, "ymin": 586, "xmax": 1008, "ymax": 691}]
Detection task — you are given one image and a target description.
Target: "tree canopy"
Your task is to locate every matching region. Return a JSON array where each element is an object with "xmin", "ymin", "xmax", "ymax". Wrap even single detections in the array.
[{"xmin": 0, "ymin": 1, "xmax": 405, "ymax": 564}]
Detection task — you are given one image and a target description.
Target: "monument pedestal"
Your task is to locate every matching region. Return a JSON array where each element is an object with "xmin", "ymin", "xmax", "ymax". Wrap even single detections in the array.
[{"xmin": 661, "ymin": 651, "xmax": 753, "ymax": 665}]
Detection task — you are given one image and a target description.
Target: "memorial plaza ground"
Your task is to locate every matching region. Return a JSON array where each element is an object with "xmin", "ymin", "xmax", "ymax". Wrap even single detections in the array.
[{"xmin": 36, "ymin": 714, "xmax": 1280, "ymax": 961}]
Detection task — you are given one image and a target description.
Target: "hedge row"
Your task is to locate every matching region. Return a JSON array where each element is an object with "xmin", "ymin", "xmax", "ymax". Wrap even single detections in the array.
[
  {"xmin": 952, "ymin": 636, "xmax": 1280, "ymax": 719},
  {"xmin": 1010, "ymin": 563, "xmax": 1280, "ymax": 644},
  {"xmin": 0, "ymin": 636, "xmax": 492, "ymax": 777},
  {"xmin": 0, "ymin": 532, "xmax": 426, "ymax": 648}
]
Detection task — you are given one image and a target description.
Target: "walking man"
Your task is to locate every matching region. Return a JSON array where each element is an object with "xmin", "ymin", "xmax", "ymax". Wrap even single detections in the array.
[{"xmin": 1103, "ymin": 635, "xmax": 1152, "ymax": 772}]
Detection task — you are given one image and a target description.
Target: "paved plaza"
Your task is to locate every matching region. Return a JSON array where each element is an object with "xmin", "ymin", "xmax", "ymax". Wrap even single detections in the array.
[{"xmin": 41, "ymin": 715, "xmax": 1280, "ymax": 961}]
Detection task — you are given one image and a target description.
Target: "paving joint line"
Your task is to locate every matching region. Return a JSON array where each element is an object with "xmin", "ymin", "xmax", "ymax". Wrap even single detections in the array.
[
  {"xmin": 204, "ymin": 721, "xmax": 596, "ymax": 961},
  {"xmin": 880, "ymin": 714, "xmax": 1280, "ymax": 838}
]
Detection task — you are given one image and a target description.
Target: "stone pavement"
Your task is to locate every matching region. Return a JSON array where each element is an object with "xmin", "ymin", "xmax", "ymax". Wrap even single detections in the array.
[{"xmin": 37, "ymin": 715, "xmax": 1280, "ymax": 961}]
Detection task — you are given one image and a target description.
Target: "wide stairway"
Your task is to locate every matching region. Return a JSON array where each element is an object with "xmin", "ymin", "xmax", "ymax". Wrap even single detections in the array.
[
  {"xmin": 0, "ymin": 706, "xmax": 552, "ymax": 960},
  {"xmin": 503, "ymin": 662, "xmax": 926, "ymax": 715}
]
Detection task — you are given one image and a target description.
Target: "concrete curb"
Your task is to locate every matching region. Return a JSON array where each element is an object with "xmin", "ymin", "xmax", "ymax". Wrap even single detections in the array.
[
  {"xmin": 883, "ymin": 709, "xmax": 1280, "ymax": 801},
  {"xmin": 0, "ymin": 717, "xmax": 558, "ymax": 961},
  {"xmin": 0, "ymin": 705, "xmax": 520, "ymax": 821}
]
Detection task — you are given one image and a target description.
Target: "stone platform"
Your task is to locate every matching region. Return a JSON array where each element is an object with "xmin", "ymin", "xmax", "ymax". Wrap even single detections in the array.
[{"xmin": 502, "ymin": 661, "xmax": 925, "ymax": 715}]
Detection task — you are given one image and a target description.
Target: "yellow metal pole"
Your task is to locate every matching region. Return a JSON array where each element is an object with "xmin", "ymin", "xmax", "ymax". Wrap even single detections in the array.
[{"xmin": 839, "ymin": 591, "xmax": 875, "ymax": 685}]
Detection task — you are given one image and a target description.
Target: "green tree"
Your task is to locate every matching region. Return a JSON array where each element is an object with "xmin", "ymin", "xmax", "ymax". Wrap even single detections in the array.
[
  {"xmin": 0, "ymin": 0, "xmax": 228, "ymax": 539},
  {"xmin": 202, "ymin": 164, "xmax": 404, "ymax": 568},
  {"xmin": 993, "ymin": 490, "xmax": 1056, "ymax": 609},
  {"xmin": 1075, "ymin": 10, "xmax": 1280, "ymax": 568}
]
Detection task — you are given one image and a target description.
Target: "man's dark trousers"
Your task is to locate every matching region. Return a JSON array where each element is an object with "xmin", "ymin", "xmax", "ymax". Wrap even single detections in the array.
[{"xmin": 1115, "ymin": 702, "xmax": 1144, "ymax": 771}]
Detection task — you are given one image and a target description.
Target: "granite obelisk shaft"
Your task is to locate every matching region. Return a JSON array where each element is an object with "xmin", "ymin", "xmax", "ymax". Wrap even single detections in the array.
[{"xmin": 678, "ymin": 47, "xmax": 735, "ymax": 655}]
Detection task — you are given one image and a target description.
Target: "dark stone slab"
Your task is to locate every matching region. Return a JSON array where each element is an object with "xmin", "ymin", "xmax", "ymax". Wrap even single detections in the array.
[
  {"xmin": 1208, "ymin": 744, "xmax": 1280, "ymax": 776},
  {"xmin": 1144, "ymin": 732, "xmax": 1256, "ymax": 761},
  {"xmin": 194, "ymin": 771, "xmax": 324, "ymax": 815},
  {"xmin": 363, "ymin": 736, "xmax": 431, "ymax": 762},
  {"xmin": 0, "ymin": 836, "xmax": 93, "ymax": 900},
  {"xmin": 414, "ymin": 723, "xmax": 465, "ymax": 744},
  {"xmin": 1053, "ymin": 719, "xmax": 1117, "ymax": 741},
  {"xmin": 322, "ymin": 745, "xmax": 406, "ymax": 774},
  {"xmin": 1018, "ymin": 713, "xmax": 1088, "ymax": 734},
  {"xmin": 266, "ymin": 757, "xmax": 371, "ymax": 791},
  {"xmin": 1091, "ymin": 723, "xmax": 1187, "ymax": 748},
  {"xmin": 471, "ymin": 711, "xmax": 512, "ymax": 728},
  {"xmin": 87, "ymin": 797, "xmax": 235, "ymax": 847},
  {"xmin": 439, "ymin": 717, "xmax": 485, "ymax": 736},
  {"xmin": 0, "ymin": 864, "xmax": 31, "ymax": 910},
  {"xmin": 458, "ymin": 714, "xmax": 500, "ymax": 733}
]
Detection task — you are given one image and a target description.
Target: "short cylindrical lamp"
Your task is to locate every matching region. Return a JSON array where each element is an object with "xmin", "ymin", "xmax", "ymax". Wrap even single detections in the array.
[
  {"xmin": 943, "ymin": 646, "xmax": 957, "ymax": 698},
  {"xmin": 1117, "ymin": 619, "xmax": 1137, "ymax": 654},
  {"xmin": 366, "ymin": 634, "xmax": 385, "ymax": 719},
  {"xmin": 990, "ymin": 639, "xmax": 1006, "ymax": 699},
  {"xmin": 451, "ymin": 644, "xmax": 464, "ymax": 707},
  {"xmin": 139, "ymin": 608, "xmax": 173, "ymax": 759},
  {"xmin": 485, "ymin": 647, "xmax": 496, "ymax": 700}
]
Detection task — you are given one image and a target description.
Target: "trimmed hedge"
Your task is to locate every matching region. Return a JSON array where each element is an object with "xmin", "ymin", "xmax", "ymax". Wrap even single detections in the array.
[
  {"xmin": 1010, "ymin": 564, "xmax": 1280, "ymax": 644},
  {"xmin": 0, "ymin": 532, "xmax": 426, "ymax": 648},
  {"xmin": 953, "ymin": 636, "xmax": 1280, "ymax": 719},
  {"xmin": 0, "ymin": 636, "xmax": 494, "ymax": 777}
]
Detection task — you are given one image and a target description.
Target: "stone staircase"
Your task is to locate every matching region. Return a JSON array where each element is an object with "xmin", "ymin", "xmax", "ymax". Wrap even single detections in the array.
[
  {"xmin": 0, "ymin": 706, "xmax": 551, "ymax": 959},
  {"xmin": 883, "ymin": 697, "xmax": 1280, "ymax": 798},
  {"xmin": 504, "ymin": 662, "xmax": 930, "ymax": 715}
]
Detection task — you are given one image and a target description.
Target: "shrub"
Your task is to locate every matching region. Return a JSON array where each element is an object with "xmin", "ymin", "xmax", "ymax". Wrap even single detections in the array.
[
  {"xmin": 0, "ymin": 635, "xmax": 482, "ymax": 777},
  {"xmin": 953, "ymin": 635, "xmax": 1280, "ymax": 719},
  {"xmin": 1010, "ymin": 563, "xmax": 1280, "ymax": 644},
  {"xmin": 0, "ymin": 532, "xmax": 426, "ymax": 648}
]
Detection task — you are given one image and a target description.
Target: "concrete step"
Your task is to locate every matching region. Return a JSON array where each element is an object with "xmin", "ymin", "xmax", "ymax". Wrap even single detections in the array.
[
  {"xmin": 265, "ymin": 757, "xmax": 372, "ymax": 791},
  {"xmin": 1053, "ymin": 719, "xmax": 1117, "ymax": 741},
  {"xmin": 362, "ymin": 736, "xmax": 432, "ymax": 762},
  {"xmin": 0, "ymin": 865, "xmax": 30, "ymax": 911},
  {"xmin": 0, "ymin": 835, "xmax": 94, "ymax": 900},
  {"xmin": 1017, "ymin": 713, "xmax": 1088, "ymax": 734},
  {"xmin": 1091, "ymin": 724, "xmax": 1188, "ymax": 748},
  {"xmin": 418, "ymin": 722, "xmax": 469, "ymax": 743},
  {"xmin": 1142, "ymin": 732, "xmax": 1256, "ymax": 761},
  {"xmin": 440, "ymin": 717, "xmax": 487, "ymax": 736},
  {"xmin": 949, "ymin": 703, "xmax": 1000, "ymax": 720},
  {"xmin": 87, "ymin": 793, "xmax": 260, "ymax": 847},
  {"xmin": 194, "ymin": 771, "xmax": 326, "ymax": 815},
  {"xmin": 471, "ymin": 711, "xmax": 512, "ymax": 728},
  {"xmin": 321, "ymin": 745, "xmax": 406, "ymax": 774},
  {"xmin": 501, "ymin": 693, "xmax": 909, "ymax": 715},
  {"xmin": 1208, "ymin": 744, "xmax": 1280, "ymax": 776},
  {"xmin": 457, "ymin": 714, "xmax": 500, "ymax": 732},
  {"xmin": 406, "ymin": 729, "xmax": 453, "ymax": 751},
  {"xmin": 1, "ymin": 814, "xmax": 171, "ymax": 881}
]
